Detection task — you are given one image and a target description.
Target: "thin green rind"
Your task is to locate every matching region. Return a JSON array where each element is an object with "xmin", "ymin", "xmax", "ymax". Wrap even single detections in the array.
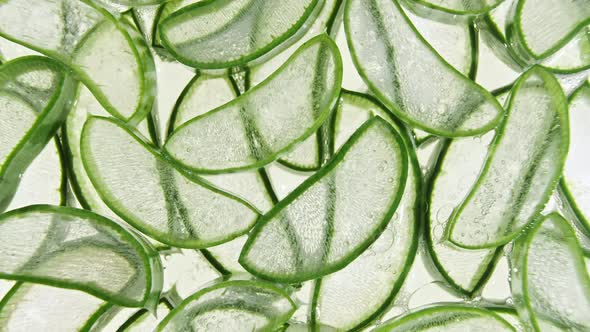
[
  {"xmin": 374, "ymin": 305, "xmax": 516, "ymax": 331},
  {"xmin": 311, "ymin": 90, "xmax": 420, "ymax": 331},
  {"xmin": 560, "ymin": 82, "xmax": 590, "ymax": 233},
  {"xmin": 425, "ymin": 138, "xmax": 502, "ymax": 296},
  {"xmin": 158, "ymin": 0, "xmax": 320, "ymax": 69},
  {"xmin": 344, "ymin": 0, "xmax": 504, "ymax": 137},
  {"xmin": 239, "ymin": 117, "xmax": 408, "ymax": 283},
  {"xmin": 506, "ymin": 0, "xmax": 590, "ymax": 62},
  {"xmin": 404, "ymin": 0, "xmax": 505, "ymax": 16},
  {"xmin": 80, "ymin": 116, "xmax": 261, "ymax": 249},
  {"xmin": 0, "ymin": 0, "xmax": 156, "ymax": 125},
  {"xmin": 0, "ymin": 56, "xmax": 76, "ymax": 212},
  {"xmin": 447, "ymin": 65, "xmax": 569, "ymax": 249},
  {"xmin": 510, "ymin": 213, "xmax": 590, "ymax": 331},
  {"xmin": 0, "ymin": 205, "xmax": 163, "ymax": 308},
  {"xmin": 164, "ymin": 34, "xmax": 342, "ymax": 174},
  {"xmin": 155, "ymin": 280, "xmax": 296, "ymax": 331}
]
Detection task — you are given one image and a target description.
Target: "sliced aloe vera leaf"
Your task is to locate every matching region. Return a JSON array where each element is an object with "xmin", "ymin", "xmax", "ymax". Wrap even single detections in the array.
[
  {"xmin": 345, "ymin": 0, "xmax": 503, "ymax": 137},
  {"xmin": 312, "ymin": 91, "xmax": 419, "ymax": 330},
  {"xmin": 506, "ymin": 0, "xmax": 590, "ymax": 63},
  {"xmin": 156, "ymin": 279, "xmax": 296, "ymax": 331},
  {"xmin": 562, "ymin": 83, "xmax": 590, "ymax": 232},
  {"xmin": 447, "ymin": 66, "xmax": 569, "ymax": 249},
  {"xmin": 0, "ymin": 282, "xmax": 106, "ymax": 332},
  {"xmin": 81, "ymin": 116, "xmax": 260, "ymax": 248},
  {"xmin": 427, "ymin": 133, "xmax": 501, "ymax": 295},
  {"xmin": 0, "ymin": 0, "xmax": 156, "ymax": 124},
  {"xmin": 7, "ymin": 137, "xmax": 66, "ymax": 211},
  {"xmin": 510, "ymin": 213, "xmax": 590, "ymax": 331},
  {"xmin": 374, "ymin": 305, "xmax": 516, "ymax": 331},
  {"xmin": 404, "ymin": 7, "xmax": 476, "ymax": 76},
  {"xmin": 0, "ymin": 56, "xmax": 76, "ymax": 212},
  {"xmin": 407, "ymin": 0, "xmax": 505, "ymax": 16},
  {"xmin": 158, "ymin": 0, "xmax": 320, "ymax": 68},
  {"xmin": 240, "ymin": 117, "xmax": 408, "ymax": 283},
  {"xmin": 540, "ymin": 27, "xmax": 590, "ymax": 74},
  {"xmin": 164, "ymin": 35, "xmax": 342, "ymax": 174},
  {"xmin": 0, "ymin": 205, "xmax": 163, "ymax": 307}
]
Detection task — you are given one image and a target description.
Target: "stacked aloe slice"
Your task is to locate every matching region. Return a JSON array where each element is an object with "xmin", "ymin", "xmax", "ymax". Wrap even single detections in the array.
[{"xmin": 0, "ymin": 0, "xmax": 588, "ymax": 331}]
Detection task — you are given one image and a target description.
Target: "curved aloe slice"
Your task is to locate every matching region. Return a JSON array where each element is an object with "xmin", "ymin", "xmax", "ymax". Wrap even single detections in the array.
[
  {"xmin": 427, "ymin": 133, "xmax": 500, "ymax": 295},
  {"xmin": 0, "ymin": 282, "xmax": 105, "ymax": 331},
  {"xmin": 0, "ymin": 56, "xmax": 76, "ymax": 212},
  {"xmin": 510, "ymin": 213, "xmax": 590, "ymax": 331},
  {"xmin": 313, "ymin": 91, "xmax": 419, "ymax": 330},
  {"xmin": 374, "ymin": 305, "xmax": 516, "ymax": 331},
  {"xmin": 407, "ymin": 0, "xmax": 504, "ymax": 16},
  {"xmin": 164, "ymin": 35, "xmax": 342, "ymax": 174},
  {"xmin": 81, "ymin": 116, "xmax": 260, "ymax": 248},
  {"xmin": 561, "ymin": 83, "xmax": 590, "ymax": 232},
  {"xmin": 7, "ymin": 137, "xmax": 65, "ymax": 211},
  {"xmin": 506, "ymin": 0, "xmax": 590, "ymax": 63},
  {"xmin": 240, "ymin": 117, "xmax": 408, "ymax": 283},
  {"xmin": 158, "ymin": 0, "xmax": 320, "ymax": 68},
  {"xmin": 156, "ymin": 280, "xmax": 296, "ymax": 331},
  {"xmin": 0, "ymin": 0, "xmax": 156, "ymax": 124},
  {"xmin": 344, "ymin": 0, "xmax": 503, "ymax": 137},
  {"xmin": 447, "ymin": 66, "xmax": 569, "ymax": 248},
  {"xmin": 0, "ymin": 205, "xmax": 162, "ymax": 307}
]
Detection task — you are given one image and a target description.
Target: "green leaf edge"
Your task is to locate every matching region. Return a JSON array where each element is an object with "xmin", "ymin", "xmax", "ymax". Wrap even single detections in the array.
[
  {"xmin": 239, "ymin": 116, "xmax": 409, "ymax": 283},
  {"xmin": 80, "ymin": 116, "xmax": 262, "ymax": 249},
  {"xmin": 404, "ymin": 0, "xmax": 506, "ymax": 16},
  {"xmin": 0, "ymin": 204, "xmax": 163, "ymax": 308},
  {"xmin": 446, "ymin": 65, "xmax": 569, "ymax": 249},
  {"xmin": 343, "ymin": 0, "xmax": 504, "ymax": 137},
  {"xmin": 164, "ymin": 34, "xmax": 343, "ymax": 174}
]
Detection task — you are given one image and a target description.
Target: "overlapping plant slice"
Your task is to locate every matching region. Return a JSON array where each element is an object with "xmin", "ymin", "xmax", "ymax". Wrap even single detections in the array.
[
  {"xmin": 312, "ymin": 91, "xmax": 419, "ymax": 330},
  {"xmin": 427, "ymin": 133, "xmax": 500, "ymax": 295},
  {"xmin": 81, "ymin": 116, "xmax": 260, "ymax": 248},
  {"xmin": 164, "ymin": 35, "xmax": 342, "ymax": 173},
  {"xmin": 506, "ymin": 0, "xmax": 590, "ymax": 65},
  {"xmin": 510, "ymin": 213, "xmax": 590, "ymax": 331},
  {"xmin": 561, "ymin": 83, "xmax": 590, "ymax": 232},
  {"xmin": 0, "ymin": 205, "xmax": 163, "ymax": 307},
  {"xmin": 0, "ymin": 0, "xmax": 156, "ymax": 124},
  {"xmin": 158, "ymin": 0, "xmax": 320, "ymax": 68},
  {"xmin": 447, "ymin": 66, "xmax": 569, "ymax": 248},
  {"xmin": 374, "ymin": 305, "xmax": 516, "ymax": 331},
  {"xmin": 167, "ymin": 73, "xmax": 273, "ymax": 212},
  {"xmin": 239, "ymin": 117, "xmax": 408, "ymax": 283},
  {"xmin": 406, "ymin": 0, "xmax": 505, "ymax": 16},
  {"xmin": 156, "ymin": 279, "xmax": 296, "ymax": 331},
  {"xmin": 344, "ymin": 0, "xmax": 503, "ymax": 137},
  {"xmin": 0, "ymin": 56, "xmax": 76, "ymax": 212},
  {"xmin": 0, "ymin": 282, "xmax": 106, "ymax": 331}
]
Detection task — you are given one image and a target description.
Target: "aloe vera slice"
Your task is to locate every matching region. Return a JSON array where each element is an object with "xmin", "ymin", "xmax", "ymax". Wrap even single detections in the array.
[
  {"xmin": 81, "ymin": 116, "xmax": 260, "ymax": 248},
  {"xmin": 0, "ymin": 0, "xmax": 156, "ymax": 124},
  {"xmin": 561, "ymin": 83, "xmax": 590, "ymax": 232},
  {"xmin": 0, "ymin": 205, "xmax": 163, "ymax": 307},
  {"xmin": 407, "ymin": 0, "xmax": 504, "ymax": 16},
  {"xmin": 240, "ymin": 117, "xmax": 408, "ymax": 283},
  {"xmin": 510, "ymin": 213, "xmax": 590, "ymax": 331},
  {"xmin": 447, "ymin": 66, "xmax": 569, "ymax": 249},
  {"xmin": 158, "ymin": 0, "xmax": 320, "ymax": 68},
  {"xmin": 506, "ymin": 0, "xmax": 590, "ymax": 63},
  {"xmin": 345, "ymin": 0, "xmax": 503, "ymax": 137},
  {"xmin": 164, "ymin": 35, "xmax": 342, "ymax": 174},
  {"xmin": 156, "ymin": 280, "xmax": 296, "ymax": 331},
  {"xmin": 0, "ymin": 282, "xmax": 106, "ymax": 332},
  {"xmin": 427, "ymin": 133, "xmax": 500, "ymax": 295},
  {"xmin": 374, "ymin": 305, "xmax": 516, "ymax": 331},
  {"xmin": 0, "ymin": 56, "xmax": 76, "ymax": 212},
  {"xmin": 312, "ymin": 91, "xmax": 419, "ymax": 330}
]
